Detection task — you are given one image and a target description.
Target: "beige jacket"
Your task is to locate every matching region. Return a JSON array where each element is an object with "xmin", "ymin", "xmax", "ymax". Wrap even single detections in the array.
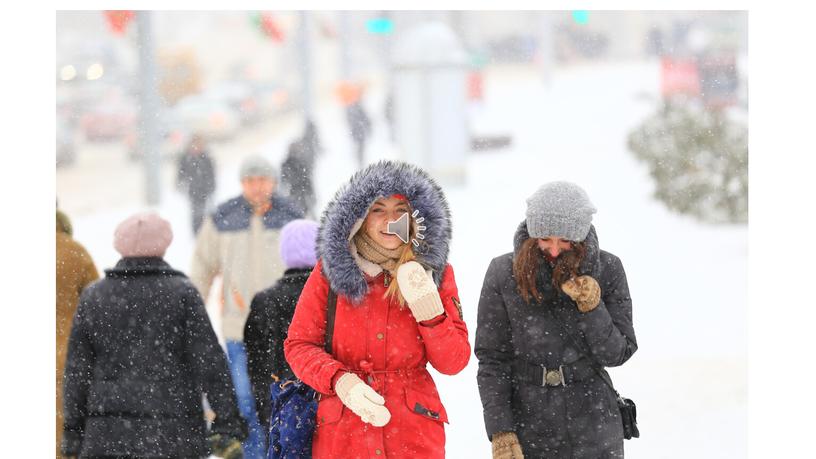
[{"xmin": 190, "ymin": 195, "xmax": 303, "ymax": 340}]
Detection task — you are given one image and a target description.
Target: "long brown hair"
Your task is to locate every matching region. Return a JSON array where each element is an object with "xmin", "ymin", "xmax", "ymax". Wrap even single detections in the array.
[
  {"xmin": 386, "ymin": 242, "xmax": 417, "ymax": 305},
  {"xmin": 383, "ymin": 213, "xmax": 420, "ymax": 305},
  {"xmin": 513, "ymin": 238, "xmax": 586, "ymax": 304}
]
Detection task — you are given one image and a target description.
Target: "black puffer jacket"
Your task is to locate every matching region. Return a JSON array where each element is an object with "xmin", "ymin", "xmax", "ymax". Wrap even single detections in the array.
[
  {"xmin": 244, "ymin": 267, "xmax": 312, "ymax": 431},
  {"xmin": 475, "ymin": 222, "xmax": 637, "ymax": 458},
  {"xmin": 62, "ymin": 257, "xmax": 246, "ymax": 458}
]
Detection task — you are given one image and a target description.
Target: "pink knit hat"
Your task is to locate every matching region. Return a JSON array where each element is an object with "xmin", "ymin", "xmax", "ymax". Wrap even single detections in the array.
[{"xmin": 113, "ymin": 212, "xmax": 173, "ymax": 257}]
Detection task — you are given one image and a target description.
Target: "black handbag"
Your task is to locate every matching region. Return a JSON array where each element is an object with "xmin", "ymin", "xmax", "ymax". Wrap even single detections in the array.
[
  {"xmin": 547, "ymin": 305, "xmax": 640, "ymax": 440},
  {"xmin": 617, "ymin": 396, "xmax": 639, "ymax": 440}
]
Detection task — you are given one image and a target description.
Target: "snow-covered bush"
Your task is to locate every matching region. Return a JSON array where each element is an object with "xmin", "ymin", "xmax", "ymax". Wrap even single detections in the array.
[{"xmin": 627, "ymin": 100, "xmax": 748, "ymax": 224}]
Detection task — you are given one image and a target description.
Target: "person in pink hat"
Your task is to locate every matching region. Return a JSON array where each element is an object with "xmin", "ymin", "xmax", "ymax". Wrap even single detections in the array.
[{"xmin": 62, "ymin": 212, "xmax": 247, "ymax": 459}]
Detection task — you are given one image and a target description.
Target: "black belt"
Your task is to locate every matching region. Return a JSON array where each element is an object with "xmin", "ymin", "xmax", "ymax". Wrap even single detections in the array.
[{"xmin": 516, "ymin": 359, "xmax": 598, "ymax": 387}]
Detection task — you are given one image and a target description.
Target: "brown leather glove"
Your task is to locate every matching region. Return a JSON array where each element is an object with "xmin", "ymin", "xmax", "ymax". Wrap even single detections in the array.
[
  {"xmin": 492, "ymin": 431, "xmax": 524, "ymax": 459},
  {"xmin": 561, "ymin": 275, "xmax": 601, "ymax": 313}
]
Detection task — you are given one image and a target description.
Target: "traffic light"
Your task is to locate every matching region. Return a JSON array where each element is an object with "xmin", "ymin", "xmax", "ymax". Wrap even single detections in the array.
[
  {"xmin": 572, "ymin": 10, "xmax": 589, "ymax": 25},
  {"xmin": 365, "ymin": 17, "xmax": 394, "ymax": 35},
  {"xmin": 103, "ymin": 10, "xmax": 135, "ymax": 36},
  {"xmin": 250, "ymin": 12, "xmax": 285, "ymax": 42}
]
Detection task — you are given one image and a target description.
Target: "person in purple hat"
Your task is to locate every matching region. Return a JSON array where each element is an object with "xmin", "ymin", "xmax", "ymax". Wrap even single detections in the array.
[{"xmin": 244, "ymin": 218, "xmax": 319, "ymax": 432}]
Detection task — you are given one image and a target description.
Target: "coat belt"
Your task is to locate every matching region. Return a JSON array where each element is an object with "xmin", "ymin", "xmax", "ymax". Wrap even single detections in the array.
[{"xmin": 516, "ymin": 358, "xmax": 598, "ymax": 387}]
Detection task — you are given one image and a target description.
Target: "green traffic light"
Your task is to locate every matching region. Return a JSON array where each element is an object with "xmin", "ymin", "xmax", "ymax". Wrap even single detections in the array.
[
  {"xmin": 366, "ymin": 18, "xmax": 394, "ymax": 34},
  {"xmin": 572, "ymin": 10, "xmax": 589, "ymax": 25}
]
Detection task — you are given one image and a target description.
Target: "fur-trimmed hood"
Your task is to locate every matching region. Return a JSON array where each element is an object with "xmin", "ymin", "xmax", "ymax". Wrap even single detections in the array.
[
  {"xmin": 318, "ymin": 160, "xmax": 452, "ymax": 303},
  {"xmin": 512, "ymin": 219, "xmax": 602, "ymax": 278}
]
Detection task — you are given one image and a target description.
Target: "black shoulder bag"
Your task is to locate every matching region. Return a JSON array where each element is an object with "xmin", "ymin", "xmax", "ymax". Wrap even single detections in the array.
[{"xmin": 548, "ymin": 305, "xmax": 640, "ymax": 440}]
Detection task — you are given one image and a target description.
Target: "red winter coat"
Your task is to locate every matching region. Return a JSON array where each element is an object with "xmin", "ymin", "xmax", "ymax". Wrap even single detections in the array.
[{"xmin": 284, "ymin": 260, "xmax": 470, "ymax": 458}]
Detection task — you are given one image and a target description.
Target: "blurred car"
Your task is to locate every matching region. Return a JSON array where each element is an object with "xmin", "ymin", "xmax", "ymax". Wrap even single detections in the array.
[
  {"xmin": 172, "ymin": 94, "xmax": 241, "ymax": 142},
  {"xmin": 249, "ymin": 80, "xmax": 295, "ymax": 119},
  {"xmin": 56, "ymin": 90, "xmax": 79, "ymax": 127},
  {"xmin": 124, "ymin": 111, "xmax": 191, "ymax": 163},
  {"xmin": 56, "ymin": 116, "xmax": 76, "ymax": 167},
  {"xmin": 79, "ymin": 96, "xmax": 137, "ymax": 141},
  {"xmin": 555, "ymin": 25, "xmax": 609, "ymax": 62},
  {"xmin": 206, "ymin": 81, "xmax": 261, "ymax": 126},
  {"xmin": 697, "ymin": 51, "xmax": 739, "ymax": 109},
  {"xmin": 58, "ymin": 80, "xmax": 120, "ymax": 126},
  {"xmin": 486, "ymin": 35, "xmax": 539, "ymax": 63}
]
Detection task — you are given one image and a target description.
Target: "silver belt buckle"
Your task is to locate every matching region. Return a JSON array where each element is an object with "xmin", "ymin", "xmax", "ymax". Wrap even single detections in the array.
[{"xmin": 543, "ymin": 365, "xmax": 565, "ymax": 387}]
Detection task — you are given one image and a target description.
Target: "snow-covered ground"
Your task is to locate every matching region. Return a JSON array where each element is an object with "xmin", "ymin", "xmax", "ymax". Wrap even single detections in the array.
[{"xmin": 57, "ymin": 59, "xmax": 747, "ymax": 458}]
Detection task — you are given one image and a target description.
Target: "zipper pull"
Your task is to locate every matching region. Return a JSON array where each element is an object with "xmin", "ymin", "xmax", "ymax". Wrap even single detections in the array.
[{"xmin": 384, "ymin": 271, "xmax": 391, "ymax": 287}]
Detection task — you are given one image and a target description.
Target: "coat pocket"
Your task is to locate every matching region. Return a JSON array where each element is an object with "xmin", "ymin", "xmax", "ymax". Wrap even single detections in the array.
[
  {"xmin": 316, "ymin": 395, "xmax": 344, "ymax": 426},
  {"xmin": 404, "ymin": 387, "xmax": 449, "ymax": 424}
]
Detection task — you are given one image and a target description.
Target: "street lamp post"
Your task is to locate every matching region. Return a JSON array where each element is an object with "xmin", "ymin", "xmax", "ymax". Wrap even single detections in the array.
[
  {"xmin": 136, "ymin": 11, "xmax": 161, "ymax": 205},
  {"xmin": 298, "ymin": 11, "xmax": 313, "ymax": 121}
]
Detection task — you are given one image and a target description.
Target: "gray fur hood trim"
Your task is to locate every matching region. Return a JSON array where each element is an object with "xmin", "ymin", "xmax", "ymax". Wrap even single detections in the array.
[{"xmin": 318, "ymin": 160, "xmax": 452, "ymax": 303}]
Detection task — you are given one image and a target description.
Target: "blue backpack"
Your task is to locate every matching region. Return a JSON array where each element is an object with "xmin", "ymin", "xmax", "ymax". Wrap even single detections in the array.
[{"xmin": 267, "ymin": 290, "xmax": 337, "ymax": 459}]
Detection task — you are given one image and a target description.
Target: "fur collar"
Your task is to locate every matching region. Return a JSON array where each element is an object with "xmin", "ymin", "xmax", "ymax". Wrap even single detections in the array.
[{"xmin": 318, "ymin": 161, "xmax": 452, "ymax": 303}]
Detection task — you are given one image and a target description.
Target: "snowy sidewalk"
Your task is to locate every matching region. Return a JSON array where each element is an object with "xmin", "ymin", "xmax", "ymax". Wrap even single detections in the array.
[{"xmin": 59, "ymin": 60, "xmax": 747, "ymax": 458}]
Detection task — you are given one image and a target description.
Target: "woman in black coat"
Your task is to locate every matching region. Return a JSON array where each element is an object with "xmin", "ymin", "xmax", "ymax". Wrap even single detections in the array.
[
  {"xmin": 62, "ymin": 212, "xmax": 246, "ymax": 459},
  {"xmin": 244, "ymin": 219, "xmax": 319, "ymax": 432},
  {"xmin": 475, "ymin": 182, "xmax": 637, "ymax": 459}
]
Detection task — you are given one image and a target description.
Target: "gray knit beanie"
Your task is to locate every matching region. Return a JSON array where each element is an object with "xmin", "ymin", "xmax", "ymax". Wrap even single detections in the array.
[
  {"xmin": 239, "ymin": 155, "xmax": 278, "ymax": 180},
  {"xmin": 525, "ymin": 181, "xmax": 597, "ymax": 241}
]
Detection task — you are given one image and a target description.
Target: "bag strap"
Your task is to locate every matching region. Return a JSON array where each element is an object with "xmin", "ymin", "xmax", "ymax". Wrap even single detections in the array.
[
  {"xmin": 547, "ymin": 305, "xmax": 622, "ymax": 398},
  {"xmin": 324, "ymin": 289, "xmax": 337, "ymax": 354}
]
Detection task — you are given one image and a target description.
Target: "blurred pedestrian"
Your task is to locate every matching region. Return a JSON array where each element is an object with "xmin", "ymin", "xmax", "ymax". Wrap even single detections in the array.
[
  {"xmin": 646, "ymin": 26, "xmax": 665, "ymax": 57},
  {"xmin": 244, "ymin": 218, "xmax": 319, "ymax": 432},
  {"xmin": 190, "ymin": 155, "xmax": 304, "ymax": 459},
  {"xmin": 345, "ymin": 99, "xmax": 372, "ymax": 169},
  {"xmin": 281, "ymin": 120, "xmax": 322, "ymax": 217},
  {"xmin": 62, "ymin": 212, "xmax": 247, "ymax": 459},
  {"xmin": 475, "ymin": 182, "xmax": 638, "ymax": 458},
  {"xmin": 56, "ymin": 208, "xmax": 99, "ymax": 459},
  {"xmin": 384, "ymin": 90, "xmax": 395, "ymax": 142},
  {"xmin": 177, "ymin": 134, "xmax": 216, "ymax": 234}
]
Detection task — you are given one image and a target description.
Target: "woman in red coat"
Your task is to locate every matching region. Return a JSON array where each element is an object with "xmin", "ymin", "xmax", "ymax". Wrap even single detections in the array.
[{"xmin": 284, "ymin": 160, "xmax": 470, "ymax": 458}]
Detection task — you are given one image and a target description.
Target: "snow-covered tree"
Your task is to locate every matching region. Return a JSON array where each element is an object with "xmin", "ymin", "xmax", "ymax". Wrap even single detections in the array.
[{"xmin": 627, "ymin": 100, "xmax": 748, "ymax": 224}]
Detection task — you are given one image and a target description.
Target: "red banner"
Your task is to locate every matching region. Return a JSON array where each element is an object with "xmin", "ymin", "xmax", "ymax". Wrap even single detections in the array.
[{"xmin": 660, "ymin": 57, "xmax": 700, "ymax": 97}]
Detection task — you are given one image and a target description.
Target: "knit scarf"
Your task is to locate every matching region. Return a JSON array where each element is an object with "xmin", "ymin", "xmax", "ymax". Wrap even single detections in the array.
[{"xmin": 353, "ymin": 231, "xmax": 403, "ymax": 273}]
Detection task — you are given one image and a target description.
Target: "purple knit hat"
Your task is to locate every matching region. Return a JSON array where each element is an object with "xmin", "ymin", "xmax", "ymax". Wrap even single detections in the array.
[
  {"xmin": 113, "ymin": 212, "xmax": 173, "ymax": 257},
  {"xmin": 280, "ymin": 219, "xmax": 319, "ymax": 269}
]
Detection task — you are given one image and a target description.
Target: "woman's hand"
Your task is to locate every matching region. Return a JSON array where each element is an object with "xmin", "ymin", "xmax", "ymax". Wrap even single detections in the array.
[
  {"xmin": 492, "ymin": 431, "xmax": 524, "ymax": 459},
  {"xmin": 396, "ymin": 261, "xmax": 445, "ymax": 321},
  {"xmin": 334, "ymin": 373, "xmax": 391, "ymax": 427},
  {"xmin": 561, "ymin": 275, "xmax": 601, "ymax": 313}
]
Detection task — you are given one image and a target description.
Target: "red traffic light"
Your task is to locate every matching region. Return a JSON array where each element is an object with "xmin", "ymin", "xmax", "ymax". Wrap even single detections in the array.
[
  {"xmin": 103, "ymin": 10, "xmax": 135, "ymax": 36},
  {"xmin": 261, "ymin": 13, "xmax": 285, "ymax": 42}
]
